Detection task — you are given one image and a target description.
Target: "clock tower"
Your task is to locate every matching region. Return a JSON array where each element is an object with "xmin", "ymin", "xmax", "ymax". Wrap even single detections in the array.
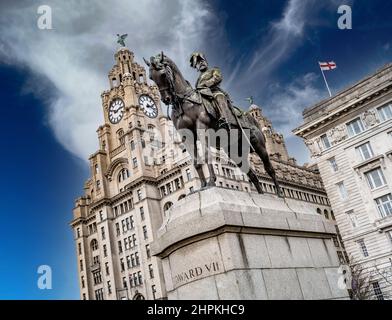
[{"xmin": 71, "ymin": 47, "xmax": 174, "ymax": 301}]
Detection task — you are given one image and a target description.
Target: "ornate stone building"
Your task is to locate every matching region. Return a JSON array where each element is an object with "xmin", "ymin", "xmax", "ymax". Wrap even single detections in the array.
[
  {"xmin": 294, "ymin": 63, "xmax": 392, "ymax": 300},
  {"xmin": 71, "ymin": 47, "xmax": 343, "ymax": 300}
]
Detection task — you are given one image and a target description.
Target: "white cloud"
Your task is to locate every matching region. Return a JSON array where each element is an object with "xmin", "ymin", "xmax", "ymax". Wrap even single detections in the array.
[
  {"xmin": 267, "ymin": 73, "xmax": 324, "ymax": 137},
  {"xmin": 0, "ymin": 0, "xmax": 215, "ymax": 161}
]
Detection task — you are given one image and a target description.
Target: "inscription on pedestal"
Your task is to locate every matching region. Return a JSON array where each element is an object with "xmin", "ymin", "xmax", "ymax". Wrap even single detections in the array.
[{"xmin": 173, "ymin": 262, "xmax": 221, "ymax": 287}]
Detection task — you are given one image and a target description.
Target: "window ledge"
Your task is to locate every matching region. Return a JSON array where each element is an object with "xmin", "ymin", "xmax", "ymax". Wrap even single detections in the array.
[
  {"xmin": 353, "ymin": 155, "xmax": 385, "ymax": 171},
  {"xmin": 374, "ymin": 216, "xmax": 392, "ymax": 231}
]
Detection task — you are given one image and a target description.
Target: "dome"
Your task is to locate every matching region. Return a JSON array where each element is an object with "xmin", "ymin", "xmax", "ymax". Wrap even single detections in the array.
[{"xmin": 249, "ymin": 104, "xmax": 261, "ymax": 111}]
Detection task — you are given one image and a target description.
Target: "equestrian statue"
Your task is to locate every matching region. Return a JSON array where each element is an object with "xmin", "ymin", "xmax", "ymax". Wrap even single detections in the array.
[{"xmin": 144, "ymin": 52, "xmax": 283, "ymax": 197}]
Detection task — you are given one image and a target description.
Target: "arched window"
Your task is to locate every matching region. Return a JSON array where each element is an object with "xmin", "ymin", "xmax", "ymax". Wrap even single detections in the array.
[
  {"xmin": 178, "ymin": 195, "xmax": 186, "ymax": 201},
  {"xmin": 91, "ymin": 239, "xmax": 98, "ymax": 251},
  {"xmin": 317, "ymin": 208, "xmax": 322, "ymax": 215},
  {"xmin": 118, "ymin": 169, "xmax": 130, "ymax": 183},
  {"xmin": 331, "ymin": 211, "xmax": 336, "ymax": 221},
  {"xmin": 117, "ymin": 129, "xmax": 125, "ymax": 145},
  {"xmin": 163, "ymin": 202, "xmax": 173, "ymax": 215},
  {"xmin": 324, "ymin": 209, "xmax": 329, "ymax": 220}
]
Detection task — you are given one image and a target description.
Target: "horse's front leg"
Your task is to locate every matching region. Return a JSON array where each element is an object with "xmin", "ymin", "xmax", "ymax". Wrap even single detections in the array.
[{"xmin": 196, "ymin": 120, "xmax": 217, "ymax": 188}]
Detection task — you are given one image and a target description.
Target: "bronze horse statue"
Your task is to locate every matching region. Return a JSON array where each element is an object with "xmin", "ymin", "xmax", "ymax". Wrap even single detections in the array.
[{"xmin": 144, "ymin": 53, "xmax": 283, "ymax": 197}]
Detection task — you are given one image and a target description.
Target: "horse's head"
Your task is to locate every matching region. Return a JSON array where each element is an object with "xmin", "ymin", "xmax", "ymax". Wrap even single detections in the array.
[{"xmin": 144, "ymin": 52, "xmax": 174, "ymax": 105}]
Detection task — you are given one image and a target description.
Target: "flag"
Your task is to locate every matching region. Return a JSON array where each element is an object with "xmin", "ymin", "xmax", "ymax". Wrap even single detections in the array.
[{"xmin": 319, "ymin": 61, "xmax": 337, "ymax": 71}]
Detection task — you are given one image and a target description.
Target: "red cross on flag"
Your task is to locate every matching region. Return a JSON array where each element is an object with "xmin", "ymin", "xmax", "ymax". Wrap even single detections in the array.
[{"xmin": 319, "ymin": 61, "xmax": 337, "ymax": 71}]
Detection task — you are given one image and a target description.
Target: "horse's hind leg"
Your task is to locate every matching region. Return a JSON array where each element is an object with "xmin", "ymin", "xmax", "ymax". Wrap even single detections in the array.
[
  {"xmin": 247, "ymin": 167, "xmax": 263, "ymax": 194},
  {"xmin": 250, "ymin": 129, "xmax": 284, "ymax": 198}
]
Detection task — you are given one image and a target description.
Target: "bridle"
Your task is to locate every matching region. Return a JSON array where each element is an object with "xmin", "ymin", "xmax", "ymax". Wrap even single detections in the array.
[{"xmin": 155, "ymin": 63, "xmax": 192, "ymax": 119}]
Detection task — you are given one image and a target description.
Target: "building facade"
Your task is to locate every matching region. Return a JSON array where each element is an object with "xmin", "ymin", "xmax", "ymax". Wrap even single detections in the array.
[
  {"xmin": 71, "ymin": 47, "xmax": 343, "ymax": 300},
  {"xmin": 294, "ymin": 63, "xmax": 392, "ymax": 300}
]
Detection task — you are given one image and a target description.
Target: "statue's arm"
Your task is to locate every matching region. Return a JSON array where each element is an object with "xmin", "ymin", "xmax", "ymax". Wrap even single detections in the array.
[{"xmin": 204, "ymin": 68, "xmax": 223, "ymax": 87}]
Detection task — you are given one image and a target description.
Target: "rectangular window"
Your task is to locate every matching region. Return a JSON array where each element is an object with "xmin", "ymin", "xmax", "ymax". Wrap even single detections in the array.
[
  {"xmin": 375, "ymin": 194, "xmax": 392, "ymax": 218},
  {"xmin": 93, "ymin": 271, "xmax": 102, "ymax": 285},
  {"xmin": 346, "ymin": 118, "xmax": 365, "ymax": 137},
  {"xmin": 365, "ymin": 168, "xmax": 386, "ymax": 190},
  {"xmin": 118, "ymin": 241, "xmax": 123, "ymax": 254},
  {"xmin": 126, "ymin": 255, "xmax": 131, "ymax": 269},
  {"xmin": 81, "ymin": 276, "xmax": 85, "ymax": 288},
  {"xmin": 152, "ymin": 285, "xmax": 157, "ymax": 300},
  {"xmin": 95, "ymin": 288, "xmax": 104, "ymax": 301},
  {"xmin": 120, "ymin": 258, "xmax": 125, "ymax": 272},
  {"xmin": 107, "ymin": 281, "xmax": 112, "ymax": 295},
  {"xmin": 130, "ymin": 215, "xmax": 135, "ymax": 229},
  {"xmin": 135, "ymin": 252, "xmax": 140, "ymax": 266},
  {"xmin": 320, "ymin": 134, "xmax": 331, "ymax": 149},
  {"xmin": 101, "ymin": 227, "xmax": 105, "ymax": 240},
  {"xmin": 146, "ymin": 244, "xmax": 151, "ymax": 259},
  {"xmin": 378, "ymin": 103, "xmax": 392, "ymax": 122},
  {"xmin": 78, "ymin": 243, "xmax": 82, "ymax": 255},
  {"xmin": 80, "ymin": 260, "xmax": 83, "ymax": 271},
  {"xmin": 357, "ymin": 239, "xmax": 369, "ymax": 257},
  {"xmin": 133, "ymin": 157, "xmax": 138, "ymax": 168},
  {"xmin": 328, "ymin": 157, "xmax": 339, "ymax": 172},
  {"xmin": 116, "ymin": 223, "xmax": 120, "ymax": 236},
  {"xmin": 143, "ymin": 226, "xmax": 148, "ymax": 240},
  {"xmin": 137, "ymin": 189, "xmax": 142, "ymax": 201},
  {"xmin": 138, "ymin": 271, "xmax": 143, "ymax": 285},
  {"xmin": 337, "ymin": 182, "xmax": 348, "ymax": 200},
  {"xmin": 129, "ymin": 275, "xmax": 134, "ymax": 288},
  {"xmin": 103, "ymin": 244, "xmax": 107, "ymax": 257},
  {"xmin": 346, "ymin": 210, "xmax": 358, "ymax": 229},
  {"xmin": 105, "ymin": 262, "xmax": 109, "ymax": 276},
  {"xmin": 123, "ymin": 277, "xmax": 128, "ymax": 289},
  {"xmin": 372, "ymin": 281, "xmax": 384, "ymax": 300},
  {"xmin": 356, "ymin": 142, "xmax": 374, "ymax": 161},
  {"xmin": 124, "ymin": 237, "xmax": 129, "ymax": 250},
  {"xmin": 186, "ymin": 169, "xmax": 192, "ymax": 181},
  {"xmin": 149, "ymin": 264, "xmax": 154, "ymax": 279},
  {"xmin": 130, "ymin": 140, "xmax": 135, "ymax": 150},
  {"xmin": 140, "ymin": 207, "xmax": 145, "ymax": 221}
]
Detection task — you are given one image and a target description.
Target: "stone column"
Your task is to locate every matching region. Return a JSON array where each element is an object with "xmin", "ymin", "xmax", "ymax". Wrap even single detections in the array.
[{"xmin": 152, "ymin": 188, "xmax": 349, "ymax": 300}]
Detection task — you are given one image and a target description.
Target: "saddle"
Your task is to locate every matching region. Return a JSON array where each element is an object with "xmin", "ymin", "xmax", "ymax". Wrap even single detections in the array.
[{"xmin": 184, "ymin": 89, "xmax": 250, "ymax": 129}]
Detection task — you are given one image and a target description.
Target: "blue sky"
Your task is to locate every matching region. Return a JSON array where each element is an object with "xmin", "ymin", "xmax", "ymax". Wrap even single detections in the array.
[{"xmin": 0, "ymin": 0, "xmax": 392, "ymax": 299}]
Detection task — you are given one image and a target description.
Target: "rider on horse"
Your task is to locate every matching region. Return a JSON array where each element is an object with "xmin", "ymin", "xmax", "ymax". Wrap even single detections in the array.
[{"xmin": 190, "ymin": 52, "xmax": 235, "ymax": 130}]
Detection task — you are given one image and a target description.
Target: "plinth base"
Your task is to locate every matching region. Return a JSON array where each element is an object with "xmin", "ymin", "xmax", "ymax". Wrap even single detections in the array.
[{"xmin": 152, "ymin": 188, "xmax": 348, "ymax": 300}]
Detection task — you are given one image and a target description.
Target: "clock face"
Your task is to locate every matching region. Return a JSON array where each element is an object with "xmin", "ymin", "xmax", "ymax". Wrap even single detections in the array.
[
  {"xmin": 139, "ymin": 95, "xmax": 158, "ymax": 118},
  {"xmin": 108, "ymin": 98, "xmax": 125, "ymax": 124}
]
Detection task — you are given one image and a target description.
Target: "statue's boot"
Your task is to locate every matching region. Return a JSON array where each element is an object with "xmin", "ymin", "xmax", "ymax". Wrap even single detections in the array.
[{"xmin": 215, "ymin": 94, "xmax": 233, "ymax": 130}]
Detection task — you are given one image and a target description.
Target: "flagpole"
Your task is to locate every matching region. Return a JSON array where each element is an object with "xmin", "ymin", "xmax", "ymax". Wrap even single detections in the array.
[{"xmin": 319, "ymin": 64, "xmax": 332, "ymax": 97}]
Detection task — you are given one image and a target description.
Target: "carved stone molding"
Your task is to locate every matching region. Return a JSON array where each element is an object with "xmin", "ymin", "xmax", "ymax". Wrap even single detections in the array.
[{"xmin": 362, "ymin": 109, "xmax": 379, "ymax": 128}]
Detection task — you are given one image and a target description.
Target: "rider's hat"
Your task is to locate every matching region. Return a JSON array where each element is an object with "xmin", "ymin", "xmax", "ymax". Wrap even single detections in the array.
[{"xmin": 190, "ymin": 52, "xmax": 206, "ymax": 68}]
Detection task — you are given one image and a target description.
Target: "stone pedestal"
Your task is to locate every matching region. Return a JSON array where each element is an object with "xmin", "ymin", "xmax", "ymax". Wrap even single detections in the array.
[{"xmin": 152, "ymin": 188, "xmax": 349, "ymax": 300}]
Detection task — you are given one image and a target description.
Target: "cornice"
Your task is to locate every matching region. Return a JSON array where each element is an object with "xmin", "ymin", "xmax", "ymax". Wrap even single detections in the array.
[{"xmin": 294, "ymin": 83, "xmax": 392, "ymax": 137}]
